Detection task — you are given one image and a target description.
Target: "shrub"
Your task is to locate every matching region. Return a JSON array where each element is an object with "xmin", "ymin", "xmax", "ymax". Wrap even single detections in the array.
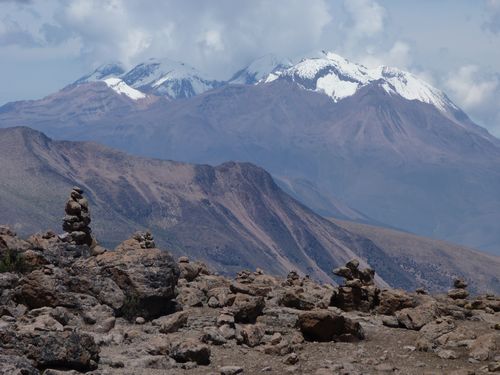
[
  {"xmin": 0, "ymin": 249, "xmax": 27, "ymax": 273},
  {"xmin": 120, "ymin": 293, "xmax": 141, "ymax": 321}
]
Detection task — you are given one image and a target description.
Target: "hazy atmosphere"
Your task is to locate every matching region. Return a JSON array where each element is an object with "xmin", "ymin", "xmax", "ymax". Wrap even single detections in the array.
[
  {"xmin": 1, "ymin": 0, "xmax": 499, "ymax": 135},
  {"xmin": 1, "ymin": 2, "xmax": 500, "ymax": 373}
]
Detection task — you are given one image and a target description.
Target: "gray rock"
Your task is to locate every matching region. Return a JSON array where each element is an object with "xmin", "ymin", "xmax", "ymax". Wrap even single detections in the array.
[{"xmin": 0, "ymin": 355, "xmax": 39, "ymax": 375}]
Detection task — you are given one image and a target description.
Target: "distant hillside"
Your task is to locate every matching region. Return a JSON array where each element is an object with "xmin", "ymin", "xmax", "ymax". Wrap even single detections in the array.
[
  {"xmin": 1, "ymin": 127, "xmax": 499, "ymax": 293},
  {"xmin": 330, "ymin": 218, "xmax": 500, "ymax": 294}
]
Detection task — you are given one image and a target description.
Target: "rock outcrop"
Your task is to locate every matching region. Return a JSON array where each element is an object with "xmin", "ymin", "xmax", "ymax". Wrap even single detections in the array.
[{"xmin": 0, "ymin": 193, "xmax": 499, "ymax": 374}]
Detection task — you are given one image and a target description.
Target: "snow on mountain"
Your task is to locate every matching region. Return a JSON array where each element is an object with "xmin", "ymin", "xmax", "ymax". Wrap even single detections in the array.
[
  {"xmin": 121, "ymin": 58, "xmax": 223, "ymax": 99},
  {"xmin": 266, "ymin": 51, "xmax": 457, "ymax": 112},
  {"xmin": 74, "ymin": 63, "xmax": 126, "ymax": 84},
  {"xmin": 72, "ymin": 52, "xmax": 459, "ymax": 110},
  {"xmin": 229, "ymin": 54, "xmax": 293, "ymax": 84},
  {"xmin": 102, "ymin": 77, "xmax": 146, "ymax": 100}
]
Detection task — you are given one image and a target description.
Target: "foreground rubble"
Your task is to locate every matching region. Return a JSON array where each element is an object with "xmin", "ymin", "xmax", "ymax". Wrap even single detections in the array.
[{"xmin": 0, "ymin": 190, "xmax": 498, "ymax": 374}]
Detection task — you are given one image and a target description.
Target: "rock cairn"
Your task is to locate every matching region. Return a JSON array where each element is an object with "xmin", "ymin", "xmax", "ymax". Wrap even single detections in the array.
[
  {"xmin": 331, "ymin": 259, "xmax": 379, "ymax": 312},
  {"xmin": 132, "ymin": 231, "xmax": 156, "ymax": 249},
  {"xmin": 62, "ymin": 186, "xmax": 93, "ymax": 246},
  {"xmin": 447, "ymin": 278, "xmax": 469, "ymax": 300}
]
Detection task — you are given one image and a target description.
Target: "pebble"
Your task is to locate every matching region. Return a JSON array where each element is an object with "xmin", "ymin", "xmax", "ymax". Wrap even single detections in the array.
[{"xmin": 220, "ymin": 366, "xmax": 244, "ymax": 375}]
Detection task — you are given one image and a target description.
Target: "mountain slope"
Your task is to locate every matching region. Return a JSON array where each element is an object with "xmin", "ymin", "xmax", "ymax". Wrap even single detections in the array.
[
  {"xmin": 1, "ymin": 53, "xmax": 500, "ymax": 254},
  {"xmin": 2, "ymin": 127, "xmax": 500, "ymax": 292},
  {"xmin": 0, "ymin": 127, "xmax": 396, "ymax": 286},
  {"xmin": 330, "ymin": 218, "xmax": 500, "ymax": 294}
]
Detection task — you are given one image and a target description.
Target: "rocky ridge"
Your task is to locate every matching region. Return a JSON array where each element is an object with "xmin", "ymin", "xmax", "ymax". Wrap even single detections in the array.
[{"xmin": 0, "ymin": 192, "xmax": 499, "ymax": 374}]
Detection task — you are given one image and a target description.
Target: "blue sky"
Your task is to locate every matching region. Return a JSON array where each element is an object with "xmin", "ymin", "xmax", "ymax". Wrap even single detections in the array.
[{"xmin": 1, "ymin": 0, "xmax": 499, "ymax": 135}]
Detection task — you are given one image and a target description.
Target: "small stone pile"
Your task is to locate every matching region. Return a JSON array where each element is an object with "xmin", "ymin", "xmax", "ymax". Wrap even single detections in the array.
[
  {"xmin": 331, "ymin": 259, "xmax": 380, "ymax": 312},
  {"xmin": 447, "ymin": 278, "xmax": 469, "ymax": 300},
  {"xmin": 132, "ymin": 231, "xmax": 156, "ymax": 249},
  {"xmin": 62, "ymin": 186, "xmax": 93, "ymax": 246}
]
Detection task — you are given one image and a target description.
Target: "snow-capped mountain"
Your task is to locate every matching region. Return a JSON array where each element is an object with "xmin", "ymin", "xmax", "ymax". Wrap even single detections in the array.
[
  {"xmin": 229, "ymin": 54, "xmax": 292, "ymax": 84},
  {"xmin": 74, "ymin": 63, "xmax": 126, "ymax": 84},
  {"xmin": 75, "ymin": 58, "xmax": 223, "ymax": 100},
  {"xmin": 264, "ymin": 51, "xmax": 458, "ymax": 113},
  {"xmin": 102, "ymin": 78, "xmax": 146, "ymax": 100},
  {"xmin": 73, "ymin": 51, "xmax": 460, "ymax": 113},
  {"xmin": 3, "ymin": 50, "xmax": 500, "ymax": 256},
  {"xmin": 121, "ymin": 58, "xmax": 224, "ymax": 99}
]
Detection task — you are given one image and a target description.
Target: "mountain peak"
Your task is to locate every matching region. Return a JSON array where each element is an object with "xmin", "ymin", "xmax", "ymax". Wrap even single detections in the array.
[
  {"xmin": 120, "ymin": 58, "xmax": 223, "ymax": 99},
  {"xmin": 74, "ymin": 62, "xmax": 126, "ymax": 85},
  {"xmin": 263, "ymin": 50, "xmax": 457, "ymax": 113},
  {"xmin": 229, "ymin": 54, "xmax": 293, "ymax": 85}
]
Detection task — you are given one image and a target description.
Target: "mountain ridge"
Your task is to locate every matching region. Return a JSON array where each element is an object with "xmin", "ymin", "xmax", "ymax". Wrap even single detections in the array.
[
  {"xmin": 1, "ymin": 53, "xmax": 500, "ymax": 254},
  {"xmin": 1, "ymin": 126, "xmax": 500, "ymax": 292}
]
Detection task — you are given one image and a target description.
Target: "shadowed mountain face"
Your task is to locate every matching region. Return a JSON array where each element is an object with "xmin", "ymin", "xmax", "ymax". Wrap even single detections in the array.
[
  {"xmin": 1, "ymin": 127, "xmax": 499, "ymax": 292},
  {"xmin": 2, "ymin": 79, "xmax": 500, "ymax": 254}
]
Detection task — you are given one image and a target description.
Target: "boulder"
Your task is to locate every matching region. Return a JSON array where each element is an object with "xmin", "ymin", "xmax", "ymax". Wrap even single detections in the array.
[
  {"xmin": 201, "ymin": 326, "xmax": 227, "ymax": 345},
  {"xmin": 415, "ymin": 318, "xmax": 456, "ymax": 351},
  {"xmin": 297, "ymin": 310, "xmax": 364, "ymax": 342},
  {"xmin": 169, "ymin": 338, "xmax": 211, "ymax": 365},
  {"xmin": 395, "ymin": 302, "xmax": 439, "ymax": 330},
  {"xmin": 176, "ymin": 285, "xmax": 206, "ymax": 307},
  {"xmin": 0, "ymin": 329, "xmax": 99, "ymax": 372},
  {"xmin": 469, "ymin": 333, "xmax": 499, "ymax": 361},
  {"xmin": 376, "ymin": 289, "xmax": 415, "ymax": 315},
  {"xmin": 179, "ymin": 258, "xmax": 210, "ymax": 282},
  {"xmin": 220, "ymin": 366, "xmax": 244, "ymax": 375},
  {"xmin": 230, "ymin": 293, "xmax": 265, "ymax": 323},
  {"xmin": 279, "ymin": 289, "xmax": 316, "ymax": 310},
  {"xmin": 73, "ymin": 234, "xmax": 179, "ymax": 319},
  {"xmin": 0, "ymin": 355, "xmax": 39, "ymax": 375},
  {"xmin": 152, "ymin": 310, "xmax": 189, "ymax": 333},
  {"xmin": 236, "ymin": 323, "xmax": 265, "ymax": 347},
  {"xmin": 14, "ymin": 268, "xmax": 75, "ymax": 309}
]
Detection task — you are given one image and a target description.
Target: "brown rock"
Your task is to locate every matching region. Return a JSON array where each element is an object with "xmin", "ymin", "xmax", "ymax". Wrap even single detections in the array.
[
  {"xmin": 153, "ymin": 310, "xmax": 189, "ymax": 333},
  {"xmin": 237, "ymin": 323, "xmax": 265, "ymax": 347},
  {"xmin": 170, "ymin": 338, "xmax": 211, "ymax": 365},
  {"xmin": 297, "ymin": 310, "xmax": 364, "ymax": 342},
  {"xmin": 395, "ymin": 302, "xmax": 439, "ymax": 330},
  {"xmin": 230, "ymin": 293, "xmax": 265, "ymax": 323},
  {"xmin": 448, "ymin": 288, "xmax": 469, "ymax": 300},
  {"xmin": 377, "ymin": 289, "xmax": 415, "ymax": 315},
  {"xmin": 469, "ymin": 333, "xmax": 499, "ymax": 361}
]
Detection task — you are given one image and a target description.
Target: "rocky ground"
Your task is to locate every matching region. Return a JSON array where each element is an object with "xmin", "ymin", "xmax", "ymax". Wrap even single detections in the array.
[{"xmin": 0, "ymin": 192, "xmax": 499, "ymax": 374}]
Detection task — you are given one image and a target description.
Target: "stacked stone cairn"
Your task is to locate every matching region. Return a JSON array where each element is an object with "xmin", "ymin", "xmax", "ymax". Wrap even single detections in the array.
[
  {"xmin": 447, "ymin": 278, "xmax": 469, "ymax": 300},
  {"xmin": 62, "ymin": 186, "xmax": 93, "ymax": 246},
  {"xmin": 331, "ymin": 259, "xmax": 380, "ymax": 312}
]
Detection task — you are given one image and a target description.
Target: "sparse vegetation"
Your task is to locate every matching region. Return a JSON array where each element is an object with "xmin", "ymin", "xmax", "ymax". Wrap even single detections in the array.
[
  {"xmin": 120, "ymin": 293, "xmax": 141, "ymax": 321},
  {"xmin": 0, "ymin": 249, "xmax": 27, "ymax": 273}
]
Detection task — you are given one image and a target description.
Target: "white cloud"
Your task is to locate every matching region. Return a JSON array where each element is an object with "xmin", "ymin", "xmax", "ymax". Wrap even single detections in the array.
[
  {"xmin": 46, "ymin": 0, "xmax": 333, "ymax": 76},
  {"xmin": 343, "ymin": 0, "xmax": 386, "ymax": 37},
  {"xmin": 0, "ymin": 0, "xmax": 499, "ymax": 137},
  {"xmin": 445, "ymin": 65, "xmax": 498, "ymax": 108},
  {"xmin": 359, "ymin": 41, "xmax": 412, "ymax": 69}
]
